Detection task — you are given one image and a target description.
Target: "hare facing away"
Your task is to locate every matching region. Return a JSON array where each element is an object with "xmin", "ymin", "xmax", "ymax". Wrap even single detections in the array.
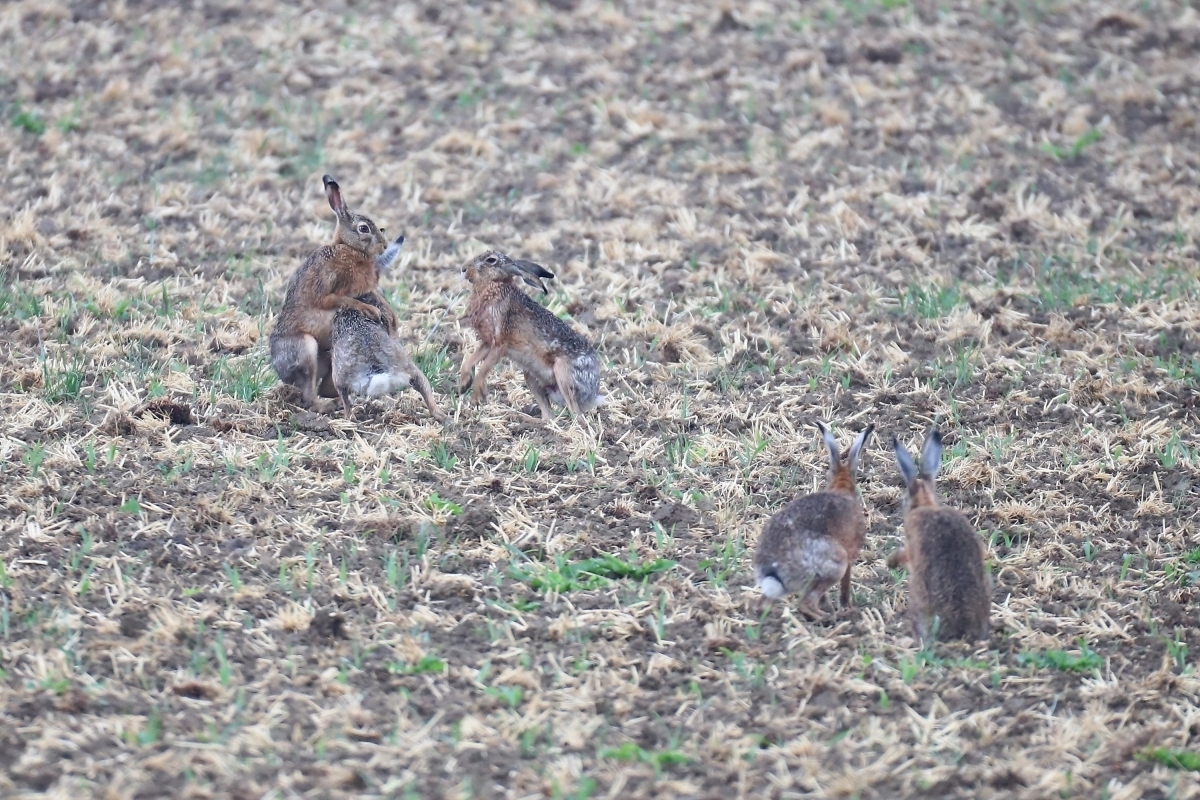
[
  {"xmin": 270, "ymin": 175, "xmax": 399, "ymax": 410},
  {"xmin": 888, "ymin": 429, "xmax": 990, "ymax": 643},
  {"xmin": 754, "ymin": 422, "xmax": 874, "ymax": 619},
  {"xmin": 330, "ymin": 239, "xmax": 445, "ymax": 422},
  {"xmin": 459, "ymin": 250, "xmax": 605, "ymax": 422}
]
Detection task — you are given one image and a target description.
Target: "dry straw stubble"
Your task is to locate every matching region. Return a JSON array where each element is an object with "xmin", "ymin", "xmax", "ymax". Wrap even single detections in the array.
[{"xmin": 2, "ymin": 1, "xmax": 1200, "ymax": 798}]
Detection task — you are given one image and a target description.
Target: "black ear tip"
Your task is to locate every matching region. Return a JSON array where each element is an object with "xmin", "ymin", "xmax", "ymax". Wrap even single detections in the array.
[
  {"xmin": 516, "ymin": 259, "xmax": 555, "ymax": 280},
  {"xmin": 322, "ymin": 174, "xmax": 336, "ymax": 188},
  {"xmin": 930, "ymin": 429, "xmax": 943, "ymax": 445},
  {"xmin": 891, "ymin": 435, "xmax": 902, "ymax": 449},
  {"xmin": 813, "ymin": 420, "xmax": 828, "ymax": 433},
  {"xmin": 396, "ymin": 234, "xmax": 405, "ymax": 245}
]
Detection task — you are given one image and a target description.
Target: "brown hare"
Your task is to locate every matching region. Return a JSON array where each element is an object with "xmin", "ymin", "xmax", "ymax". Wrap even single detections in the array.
[
  {"xmin": 754, "ymin": 421, "xmax": 873, "ymax": 619},
  {"xmin": 269, "ymin": 175, "xmax": 398, "ymax": 410},
  {"xmin": 888, "ymin": 429, "xmax": 991, "ymax": 643},
  {"xmin": 459, "ymin": 250, "xmax": 605, "ymax": 422},
  {"xmin": 330, "ymin": 239, "xmax": 445, "ymax": 422}
]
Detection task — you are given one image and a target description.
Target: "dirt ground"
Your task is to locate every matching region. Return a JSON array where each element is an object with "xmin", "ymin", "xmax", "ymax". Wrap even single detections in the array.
[{"xmin": 3, "ymin": 0, "xmax": 1200, "ymax": 798}]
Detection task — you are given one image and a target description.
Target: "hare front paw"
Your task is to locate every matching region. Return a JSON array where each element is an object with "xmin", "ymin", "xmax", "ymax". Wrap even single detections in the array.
[{"xmin": 356, "ymin": 301, "xmax": 382, "ymax": 321}]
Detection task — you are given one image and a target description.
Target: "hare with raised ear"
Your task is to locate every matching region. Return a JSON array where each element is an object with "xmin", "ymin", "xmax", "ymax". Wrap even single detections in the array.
[
  {"xmin": 269, "ymin": 175, "xmax": 400, "ymax": 410},
  {"xmin": 458, "ymin": 250, "xmax": 605, "ymax": 422},
  {"xmin": 330, "ymin": 239, "xmax": 446, "ymax": 422},
  {"xmin": 888, "ymin": 429, "xmax": 991, "ymax": 643},
  {"xmin": 754, "ymin": 421, "xmax": 874, "ymax": 619}
]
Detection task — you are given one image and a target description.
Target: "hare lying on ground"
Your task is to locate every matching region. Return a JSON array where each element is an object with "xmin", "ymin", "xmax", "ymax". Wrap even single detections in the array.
[
  {"xmin": 459, "ymin": 250, "xmax": 605, "ymax": 422},
  {"xmin": 888, "ymin": 429, "xmax": 991, "ymax": 643},
  {"xmin": 754, "ymin": 421, "xmax": 873, "ymax": 619},
  {"xmin": 270, "ymin": 175, "xmax": 398, "ymax": 410},
  {"xmin": 330, "ymin": 239, "xmax": 445, "ymax": 422}
]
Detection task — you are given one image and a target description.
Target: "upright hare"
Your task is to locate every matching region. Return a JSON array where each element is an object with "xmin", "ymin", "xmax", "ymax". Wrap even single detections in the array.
[
  {"xmin": 270, "ymin": 175, "xmax": 398, "ymax": 410},
  {"xmin": 888, "ymin": 429, "xmax": 991, "ymax": 643},
  {"xmin": 459, "ymin": 250, "xmax": 605, "ymax": 421}
]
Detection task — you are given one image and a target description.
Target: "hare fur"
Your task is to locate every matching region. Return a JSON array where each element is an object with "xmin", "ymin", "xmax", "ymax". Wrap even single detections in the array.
[
  {"xmin": 888, "ymin": 429, "xmax": 991, "ymax": 643},
  {"xmin": 331, "ymin": 275, "xmax": 445, "ymax": 422},
  {"xmin": 269, "ymin": 175, "xmax": 398, "ymax": 410},
  {"xmin": 754, "ymin": 422, "xmax": 873, "ymax": 619},
  {"xmin": 459, "ymin": 250, "xmax": 605, "ymax": 421}
]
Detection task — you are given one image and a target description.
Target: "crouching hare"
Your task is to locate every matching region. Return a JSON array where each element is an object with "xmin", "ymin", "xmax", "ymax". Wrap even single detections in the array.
[
  {"xmin": 330, "ymin": 238, "xmax": 445, "ymax": 421},
  {"xmin": 754, "ymin": 422, "xmax": 873, "ymax": 619}
]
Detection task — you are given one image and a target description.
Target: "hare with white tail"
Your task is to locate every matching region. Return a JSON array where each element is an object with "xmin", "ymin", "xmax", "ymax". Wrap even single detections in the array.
[
  {"xmin": 330, "ymin": 238, "xmax": 445, "ymax": 422},
  {"xmin": 888, "ymin": 429, "xmax": 990, "ymax": 643},
  {"xmin": 270, "ymin": 175, "xmax": 401, "ymax": 411},
  {"xmin": 754, "ymin": 422, "xmax": 873, "ymax": 619},
  {"xmin": 459, "ymin": 250, "xmax": 605, "ymax": 422}
]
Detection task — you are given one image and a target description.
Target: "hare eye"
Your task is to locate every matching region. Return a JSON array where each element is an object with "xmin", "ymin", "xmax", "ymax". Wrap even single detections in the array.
[
  {"xmin": 357, "ymin": 224, "xmax": 370, "ymax": 234},
  {"xmin": 486, "ymin": 256, "xmax": 497, "ymax": 265}
]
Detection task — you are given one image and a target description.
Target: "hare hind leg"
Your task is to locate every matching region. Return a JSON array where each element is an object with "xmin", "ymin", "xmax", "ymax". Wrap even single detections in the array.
[
  {"xmin": 271, "ymin": 334, "xmax": 329, "ymax": 410},
  {"xmin": 521, "ymin": 370, "xmax": 555, "ymax": 424},
  {"xmin": 338, "ymin": 385, "xmax": 354, "ymax": 420},
  {"xmin": 804, "ymin": 542, "xmax": 849, "ymax": 617},
  {"xmin": 552, "ymin": 357, "xmax": 584, "ymax": 416},
  {"xmin": 411, "ymin": 367, "xmax": 447, "ymax": 422},
  {"xmin": 317, "ymin": 349, "xmax": 338, "ymax": 399}
]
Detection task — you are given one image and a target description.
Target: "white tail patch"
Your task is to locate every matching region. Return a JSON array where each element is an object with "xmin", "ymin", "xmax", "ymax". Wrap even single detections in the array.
[
  {"xmin": 757, "ymin": 573, "xmax": 785, "ymax": 599},
  {"xmin": 366, "ymin": 374, "xmax": 392, "ymax": 397},
  {"xmin": 593, "ymin": 393, "xmax": 608, "ymax": 407},
  {"xmin": 363, "ymin": 371, "xmax": 409, "ymax": 397}
]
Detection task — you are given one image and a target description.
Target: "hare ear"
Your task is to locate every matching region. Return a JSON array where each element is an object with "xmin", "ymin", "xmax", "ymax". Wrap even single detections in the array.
[
  {"xmin": 513, "ymin": 259, "xmax": 555, "ymax": 281},
  {"xmin": 893, "ymin": 436, "xmax": 919, "ymax": 486},
  {"xmin": 374, "ymin": 235, "xmax": 405, "ymax": 272},
  {"xmin": 920, "ymin": 429, "xmax": 943, "ymax": 480},
  {"xmin": 847, "ymin": 424, "xmax": 874, "ymax": 472},
  {"xmin": 323, "ymin": 175, "xmax": 348, "ymax": 217},
  {"xmin": 814, "ymin": 421, "xmax": 840, "ymax": 466},
  {"xmin": 512, "ymin": 259, "xmax": 555, "ymax": 293}
]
